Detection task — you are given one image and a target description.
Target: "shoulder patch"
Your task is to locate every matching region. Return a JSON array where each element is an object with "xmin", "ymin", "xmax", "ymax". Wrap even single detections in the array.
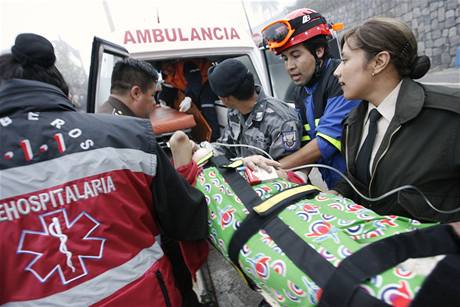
[{"xmin": 280, "ymin": 120, "xmax": 300, "ymax": 151}]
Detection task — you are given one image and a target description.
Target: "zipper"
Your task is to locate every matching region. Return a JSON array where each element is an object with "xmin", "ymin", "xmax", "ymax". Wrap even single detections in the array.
[
  {"xmin": 345, "ymin": 125, "xmax": 350, "ymax": 174},
  {"xmin": 368, "ymin": 126, "xmax": 401, "ymax": 196},
  {"xmin": 156, "ymin": 270, "xmax": 172, "ymax": 307}
]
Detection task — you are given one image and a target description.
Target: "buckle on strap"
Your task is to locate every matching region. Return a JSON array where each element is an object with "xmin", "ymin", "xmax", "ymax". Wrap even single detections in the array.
[{"xmin": 253, "ymin": 184, "xmax": 320, "ymax": 215}]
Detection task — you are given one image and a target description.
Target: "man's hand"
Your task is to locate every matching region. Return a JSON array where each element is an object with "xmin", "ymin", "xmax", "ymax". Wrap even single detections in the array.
[
  {"xmin": 179, "ymin": 96, "xmax": 192, "ymax": 112},
  {"xmin": 242, "ymin": 155, "xmax": 280, "ymax": 172}
]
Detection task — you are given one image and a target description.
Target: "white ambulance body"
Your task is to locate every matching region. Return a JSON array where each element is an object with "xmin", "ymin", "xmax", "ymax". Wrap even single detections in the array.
[{"xmin": 87, "ymin": 0, "xmax": 284, "ymax": 127}]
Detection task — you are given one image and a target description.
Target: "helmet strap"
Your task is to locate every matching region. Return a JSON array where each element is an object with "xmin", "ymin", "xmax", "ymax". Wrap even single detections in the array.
[{"xmin": 305, "ymin": 53, "xmax": 323, "ymax": 87}]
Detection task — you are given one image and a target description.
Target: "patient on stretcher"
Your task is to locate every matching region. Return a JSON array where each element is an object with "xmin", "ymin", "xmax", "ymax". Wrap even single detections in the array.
[{"xmin": 169, "ymin": 131, "xmax": 460, "ymax": 307}]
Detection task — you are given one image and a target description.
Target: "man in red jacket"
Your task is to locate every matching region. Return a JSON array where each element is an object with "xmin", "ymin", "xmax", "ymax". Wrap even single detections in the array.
[{"xmin": 0, "ymin": 33, "xmax": 208, "ymax": 306}]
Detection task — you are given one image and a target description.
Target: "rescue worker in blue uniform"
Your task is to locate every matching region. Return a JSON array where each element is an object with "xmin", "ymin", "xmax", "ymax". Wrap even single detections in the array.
[
  {"xmin": 207, "ymin": 58, "xmax": 301, "ymax": 160},
  {"xmin": 262, "ymin": 8, "xmax": 361, "ymax": 188}
]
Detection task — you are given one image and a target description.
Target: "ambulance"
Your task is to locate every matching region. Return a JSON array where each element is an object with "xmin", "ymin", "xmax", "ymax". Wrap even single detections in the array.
[{"xmin": 86, "ymin": 0, "xmax": 294, "ymax": 147}]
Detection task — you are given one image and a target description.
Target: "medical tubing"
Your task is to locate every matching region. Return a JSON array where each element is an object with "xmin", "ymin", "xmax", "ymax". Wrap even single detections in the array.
[
  {"xmin": 211, "ymin": 142, "xmax": 273, "ymax": 160},
  {"xmin": 288, "ymin": 164, "xmax": 460, "ymax": 215},
  {"xmin": 210, "ymin": 143, "xmax": 459, "ymax": 214}
]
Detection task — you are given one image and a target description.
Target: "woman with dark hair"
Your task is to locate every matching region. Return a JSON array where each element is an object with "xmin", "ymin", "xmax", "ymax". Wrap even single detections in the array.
[{"xmin": 332, "ymin": 17, "xmax": 460, "ymax": 222}]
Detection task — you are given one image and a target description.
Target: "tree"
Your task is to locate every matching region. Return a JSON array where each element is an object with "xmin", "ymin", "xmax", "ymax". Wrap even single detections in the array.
[{"xmin": 53, "ymin": 38, "xmax": 88, "ymax": 112}]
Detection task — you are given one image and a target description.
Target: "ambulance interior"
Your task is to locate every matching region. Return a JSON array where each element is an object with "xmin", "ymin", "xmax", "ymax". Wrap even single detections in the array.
[
  {"xmin": 89, "ymin": 53, "xmax": 268, "ymax": 151},
  {"xmin": 150, "ymin": 55, "xmax": 263, "ymax": 139}
]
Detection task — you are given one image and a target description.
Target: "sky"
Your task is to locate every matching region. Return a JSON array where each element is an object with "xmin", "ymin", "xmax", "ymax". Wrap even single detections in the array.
[{"xmin": 0, "ymin": 0, "xmax": 296, "ymax": 73}]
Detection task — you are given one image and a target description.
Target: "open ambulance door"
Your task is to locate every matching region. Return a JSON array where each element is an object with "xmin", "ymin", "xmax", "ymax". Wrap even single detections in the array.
[{"xmin": 86, "ymin": 36, "xmax": 129, "ymax": 113}]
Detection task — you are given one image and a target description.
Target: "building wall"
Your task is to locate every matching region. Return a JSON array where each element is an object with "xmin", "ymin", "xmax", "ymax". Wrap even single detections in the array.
[{"xmin": 299, "ymin": 0, "xmax": 460, "ymax": 70}]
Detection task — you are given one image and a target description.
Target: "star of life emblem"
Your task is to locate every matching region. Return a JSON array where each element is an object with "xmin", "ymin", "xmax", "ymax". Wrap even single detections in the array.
[{"xmin": 17, "ymin": 208, "xmax": 106, "ymax": 285}]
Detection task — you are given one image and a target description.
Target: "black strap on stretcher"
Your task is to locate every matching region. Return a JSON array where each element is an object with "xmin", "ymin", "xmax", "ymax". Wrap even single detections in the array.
[
  {"xmin": 211, "ymin": 155, "xmax": 263, "ymax": 211},
  {"xmin": 410, "ymin": 254, "xmax": 460, "ymax": 307},
  {"xmin": 317, "ymin": 224, "xmax": 460, "ymax": 307},
  {"xmin": 210, "ymin": 156, "xmax": 460, "ymax": 306},
  {"xmin": 210, "ymin": 156, "xmax": 319, "ymax": 265}
]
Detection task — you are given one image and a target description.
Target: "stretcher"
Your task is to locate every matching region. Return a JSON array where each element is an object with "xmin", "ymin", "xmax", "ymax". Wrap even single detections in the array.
[
  {"xmin": 194, "ymin": 159, "xmax": 460, "ymax": 307},
  {"xmin": 149, "ymin": 105, "xmax": 196, "ymax": 148}
]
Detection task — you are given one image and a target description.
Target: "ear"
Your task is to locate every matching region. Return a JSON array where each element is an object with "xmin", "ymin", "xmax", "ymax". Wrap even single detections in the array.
[
  {"xmin": 372, "ymin": 51, "xmax": 391, "ymax": 75},
  {"xmin": 130, "ymin": 85, "xmax": 142, "ymax": 100},
  {"xmin": 315, "ymin": 46, "xmax": 325, "ymax": 59}
]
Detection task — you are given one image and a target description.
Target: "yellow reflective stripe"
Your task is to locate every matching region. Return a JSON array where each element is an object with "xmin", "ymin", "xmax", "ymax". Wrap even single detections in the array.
[
  {"xmin": 302, "ymin": 135, "xmax": 311, "ymax": 141},
  {"xmin": 317, "ymin": 132, "xmax": 341, "ymax": 151},
  {"xmin": 304, "ymin": 119, "xmax": 320, "ymax": 132},
  {"xmin": 253, "ymin": 185, "xmax": 319, "ymax": 214}
]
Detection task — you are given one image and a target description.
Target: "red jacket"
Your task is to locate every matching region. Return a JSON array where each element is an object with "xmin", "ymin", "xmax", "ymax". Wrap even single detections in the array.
[{"xmin": 0, "ymin": 79, "xmax": 208, "ymax": 306}]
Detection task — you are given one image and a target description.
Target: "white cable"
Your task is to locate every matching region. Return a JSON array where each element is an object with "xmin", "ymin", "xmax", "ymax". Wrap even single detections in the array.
[
  {"xmin": 211, "ymin": 142, "xmax": 274, "ymax": 160},
  {"xmin": 288, "ymin": 164, "xmax": 460, "ymax": 215},
  {"xmin": 207, "ymin": 142, "xmax": 459, "ymax": 215}
]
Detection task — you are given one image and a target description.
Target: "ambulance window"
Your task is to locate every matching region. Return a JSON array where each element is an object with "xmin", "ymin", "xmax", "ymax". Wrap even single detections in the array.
[
  {"xmin": 94, "ymin": 53, "xmax": 124, "ymax": 112},
  {"xmin": 232, "ymin": 55, "xmax": 261, "ymax": 86},
  {"xmin": 262, "ymin": 51, "xmax": 291, "ymax": 101}
]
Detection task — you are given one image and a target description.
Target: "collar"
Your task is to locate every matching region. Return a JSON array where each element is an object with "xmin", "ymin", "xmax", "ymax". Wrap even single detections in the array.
[
  {"xmin": 0, "ymin": 79, "xmax": 75, "ymax": 115},
  {"xmin": 393, "ymin": 78, "xmax": 425, "ymax": 124},
  {"xmin": 246, "ymin": 85, "xmax": 268, "ymax": 123},
  {"xmin": 107, "ymin": 96, "xmax": 137, "ymax": 117},
  {"xmin": 365, "ymin": 80, "xmax": 402, "ymax": 123},
  {"xmin": 304, "ymin": 58, "xmax": 332, "ymax": 92}
]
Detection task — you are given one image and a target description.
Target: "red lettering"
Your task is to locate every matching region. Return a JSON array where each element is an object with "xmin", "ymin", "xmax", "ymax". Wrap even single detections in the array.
[
  {"xmin": 201, "ymin": 27, "xmax": 213, "ymax": 40},
  {"xmin": 152, "ymin": 29, "xmax": 165, "ymax": 42},
  {"xmin": 136, "ymin": 30, "xmax": 151, "ymax": 43},
  {"xmin": 124, "ymin": 31, "xmax": 136, "ymax": 44},
  {"xmin": 190, "ymin": 28, "xmax": 201, "ymax": 41},
  {"xmin": 213, "ymin": 27, "xmax": 223, "ymax": 40},
  {"xmin": 230, "ymin": 28, "xmax": 240, "ymax": 39},
  {"xmin": 164, "ymin": 28, "xmax": 177, "ymax": 41},
  {"xmin": 178, "ymin": 28, "xmax": 189, "ymax": 41}
]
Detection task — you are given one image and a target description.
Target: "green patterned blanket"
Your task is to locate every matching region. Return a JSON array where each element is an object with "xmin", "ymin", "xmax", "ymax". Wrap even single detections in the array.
[{"xmin": 196, "ymin": 167, "xmax": 436, "ymax": 306}]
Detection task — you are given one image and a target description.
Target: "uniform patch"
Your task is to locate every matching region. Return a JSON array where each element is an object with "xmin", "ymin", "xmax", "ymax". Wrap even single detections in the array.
[
  {"xmin": 17, "ymin": 208, "xmax": 106, "ymax": 285},
  {"xmin": 281, "ymin": 130, "xmax": 298, "ymax": 151}
]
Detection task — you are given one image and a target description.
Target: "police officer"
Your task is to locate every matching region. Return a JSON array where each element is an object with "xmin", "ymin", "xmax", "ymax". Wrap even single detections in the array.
[
  {"xmin": 98, "ymin": 58, "xmax": 158, "ymax": 118},
  {"xmin": 208, "ymin": 58, "xmax": 301, "ymax": 160},
  {"xmin": 262, "ymin": 8, "xmax": 361, "ymax": 188}
]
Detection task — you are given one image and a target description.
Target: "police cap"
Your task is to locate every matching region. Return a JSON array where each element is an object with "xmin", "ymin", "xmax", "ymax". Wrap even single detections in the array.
[{"xmin": 208, "ymin": 58, "xmax": 250, "ymax": 97}]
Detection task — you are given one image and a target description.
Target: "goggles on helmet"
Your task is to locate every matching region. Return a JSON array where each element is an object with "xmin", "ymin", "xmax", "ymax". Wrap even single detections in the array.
[
  {"xmin": 262, "ymin": 12, "xmax": 332, "ymax": 52},
  {"xmin": 261, "ymin": 19, "xmax": 295, "ymax": 50}
]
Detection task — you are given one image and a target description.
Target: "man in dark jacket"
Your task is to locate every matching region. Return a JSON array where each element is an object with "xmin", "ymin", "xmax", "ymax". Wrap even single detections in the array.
[
  {"xmin": 98, "ymin": 58, "xmax": 158, "ymax": 117},
  {"xmin": 208, "ymin": 58, "xmax": 301, "ymax": 160},
  {"xmin": 0, "ymin": 33, "xmax": 207, "ymax": 306}
]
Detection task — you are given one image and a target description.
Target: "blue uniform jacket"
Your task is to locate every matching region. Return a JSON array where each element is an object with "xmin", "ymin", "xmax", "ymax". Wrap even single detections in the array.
[{"xmin": 300, "ymin": 59, "xmax": 361, "ymax": 188}]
